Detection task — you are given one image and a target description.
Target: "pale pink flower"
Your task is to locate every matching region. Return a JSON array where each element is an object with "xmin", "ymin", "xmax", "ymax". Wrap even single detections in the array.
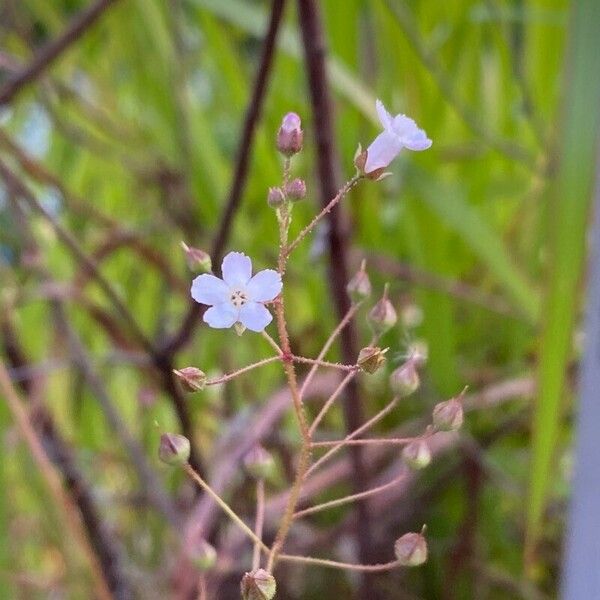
[
  {"xmin": 191, "ymin": 252, "xmax": 282, "ymax": 332},
  {"xmin": 364, "ymin": 100, "xmax": 432, "ymax": 173}
]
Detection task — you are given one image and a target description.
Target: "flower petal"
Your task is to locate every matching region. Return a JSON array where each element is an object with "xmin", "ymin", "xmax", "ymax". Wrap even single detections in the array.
[
  {"xmin": 239, "ymin": 302, "xmax": 273, "ymax": 332},
  {"xmin": 376, "ymin": 99, "xmax": 393, "ymax": 130},
  {"xmin": 402, "ymin": 130, "xmax": 432, "ymax": 151},
  {"xmin": 203, "ymin": 303, "xmax": 238, "ymax": 328},
  {"xmin": 246, "ymin": 269, "xmax": 282, "ymax": 302},
  {"xmin": 391, "ymin": 114, "xmax": 419, "ymax": 137},
  {"xmin": 364, "ymin": 130, "xmax": 403, "ymax": 173},
  {"xmin": 191, "ymin": 274, "xmax": 229, "ymax": 306},
  {"xmin": 221, "ymin": 252, "xmax": 252, "ymax": 287}
]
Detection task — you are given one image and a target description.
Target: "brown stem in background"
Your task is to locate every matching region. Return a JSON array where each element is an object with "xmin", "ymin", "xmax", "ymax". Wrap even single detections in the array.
[
  {"xmin": 0, "ymin": 157, "xmax": 204, "ymax": 476},
  {"xmin": 296, "ymin": 1, "xmax": 376, "ymax": 597},
  {"xmin": 1, "ymin": 317, "xmax": 133, "ymax": 600},
  {"xmin": 0, "ymin": 0, "xmax": 121, "ymax": 106},
  {"xmin": 0, "ymin": 360, "xmax": 114, "ymax": 600},
  {"xmin": 160, "ymin": 0, "xmax": 287, "ymax": 357}
]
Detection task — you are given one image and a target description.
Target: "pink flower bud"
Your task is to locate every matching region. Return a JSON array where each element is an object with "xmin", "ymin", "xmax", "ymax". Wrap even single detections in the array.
[
  {"xmin": 277, "ymin": 112, "xmax": 303, "ymax": 156},
  {"xmin": 180, "ymin": 242, "xmax": 212, "ymax": 273},
  {"xmin": 173, "ymin": 367, "xmax": 207, "ymax": 392},
  {"xmin": 357, "ymin": 346, "xmax": 387, "ymax": 374},
  {"xmin": 368, "ymin": 284, "xmax": 397, "ymax": 334},
  {"xmin": 389, "ymin": 360, "xmax": 420, "ymax": 397},
  {"xmin": 241, "ymin": 569, "xmax": 276, "ymax": 600},
  {"xmin": 267, "ymin": 186, "xmax": 285, "ymax": 208},
  {"xmin": 402, "ymin": 439, "xmax": 431, "ymax": 470},
  {"xmin": 432, "ymin": 397, "xmax": 464, "ymax": 432},
  {"xmin": 394, "ymin": 531, "xmax": 428, "ymax": 566},
  {"xmin": 284, "ymin": 178, "xmax": 306, "ymax": 201},
  {"xmin": 346, "ymin": 259, "xmax": 371, "ymax": 302},
  {"xmin": 158, "ymin": 433, "xmax": 190, "ymax": 466},
  {"xmin": 243, "ymin": 445, "xmax": 276, "ymax": 480}
]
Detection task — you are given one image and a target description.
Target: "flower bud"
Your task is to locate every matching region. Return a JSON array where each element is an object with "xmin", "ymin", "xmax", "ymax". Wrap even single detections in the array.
[
  {"xmin": 277, "ymin": 112, "xmax": 303, "ymax": 156},
  {"xmin": 346, "ymin": 259, "xmax": 371, "ymax": 302},
  {"xmin": 241, "ymin": 569, "xmax": 276, "ymax": 600},
  {"xmin": 394, "ymin": 531, "xmax": 428, "ymax": 566},
  {"xmin": 180, "ymin": 242, "xmax": 212, "ymax": 273},
  {"xmin": 432, "ymin": 397, "xmax": 464, "ymax": 432},
  {"xmin": 402, "ymin": 439, "xmax": 431, "ymax": 470},
  {"xmin": 354, "ymin": 143, "xmax": 388, "ymax": 181},
  {"xmin": 357, "ymin": 346, "xmax": 387, "ymax": 374},
  {"xmin": 243, "ymin": 445, "xmax": 276, "ymax": 481},
  {"xmin": 267, "ymin": 186, "xmax": 285, "ymax": 208},
  {"xmin": 389, "ymin": 360, "xmax": 420, "ymax": 397},
  {"xmin": 284, "ymin": 178, "xmax": 306, "ymax": 201},
  {"xmin": 368, "ymin": 284, "xmax": 397, "ymax": 334},
  {"xmin": 158, "ymin": 433, "xmax": 190, "ymax": 466},
  {"xmin": 173, "ymin": 367, "xmax": 206, "ymax": 392},
  {"xmin": 188, "ymin": 539, "xmax": 217, "ymax": 572}
]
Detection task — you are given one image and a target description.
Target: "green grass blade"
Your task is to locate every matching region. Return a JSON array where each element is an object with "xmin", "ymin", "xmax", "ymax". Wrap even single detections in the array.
[{"xmin": 526, "ymin": 0, "xmax": 600, "ymax": 562}]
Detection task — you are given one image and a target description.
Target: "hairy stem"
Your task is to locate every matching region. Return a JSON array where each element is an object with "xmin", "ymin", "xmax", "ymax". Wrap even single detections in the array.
[
  {"xmin": 309, "ymin": 371, "xmax": 358, "ymax": 436},
  {"xmin": 253, "ymin": 479, "xmax": 266, "ymax": 571},
  {"xmin": 299, "ymin": 302, "xmax": 362, "ymax": 398},
  {"xmin": 306, "ymin": 396, "xmax": 400, "ymax": 477},
  {"xmin": 284, "ymin": 175, "xmax": 361, "ymax": 257},
  {"xmin": 294, "ymin": 471, "xmax": 408, "ymax": 519},
  {"xmin": 184, "ymin": 463, "xmax": 270, "ymax": 554},
  {"xmin": 279, "ymin": 554, "xmax": 403, "ymax": 572},
  {"xmin": 205, "ymin": 355, "xmax": 281, "ymax": 386}
]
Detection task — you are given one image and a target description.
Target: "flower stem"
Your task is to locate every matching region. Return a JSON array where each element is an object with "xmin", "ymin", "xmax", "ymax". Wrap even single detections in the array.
[
  {"xmin": 300, "ymin": 302, "xmax": 362, "ymax": 398},
  {"xmin": 206, "ymin": 355, "xmax": 281, "ymax": 386},
  {"xmin": 306, "ymin": 396, "xmax": 400, "ymax": 477},
  {"xmin": 310, "ymin": 435, "xmax": 425, "ymax": 448},
  {"xmin": 309, "ymin": 370, "xmax": 357, "ymax": 436},
  {"xmin": 183, "ymin": 463, "xmax": 270, "ymax": 554},
  {"xmin": 279, "ymin": 554, "xmax": 402, "ymax": 572},
  {"xmin": 253, "ymin": 478, "xmax": 266, "ymax": 571},
  {"xmin": 292, "ymin": 356, "xmax": 357, "ymax": 371},
  {"xmin": 293, "ymin": 471, "xmax": 408, "ymax": 519},
  {"xmin": 262, "ymin": 330, "xmax": 284, "ymax": 354},
  {"xmin": 285, "ymin": 175, "xmax": 361, "ymax": 257}
]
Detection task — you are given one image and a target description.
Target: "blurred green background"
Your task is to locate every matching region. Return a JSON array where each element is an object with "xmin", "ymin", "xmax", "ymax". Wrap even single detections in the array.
[{"xmin": 1, "ymin": 0, "xmax": 599, "ymax": 598}]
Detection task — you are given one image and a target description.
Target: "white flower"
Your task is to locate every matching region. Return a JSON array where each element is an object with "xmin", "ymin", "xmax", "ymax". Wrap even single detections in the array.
[
  {"xmin": 191, "ymin": 252, "xmax": 282, "ymax": 332},
  {"xmin": 364, "ymin": 100, "xmax": 432, "ymax": 174}
]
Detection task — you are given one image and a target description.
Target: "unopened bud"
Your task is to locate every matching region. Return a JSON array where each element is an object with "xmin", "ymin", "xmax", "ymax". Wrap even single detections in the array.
[
  {"xmin": 357, "ymin": 346, "xmax": 387, "ymax": 374},
  {"xmin": 241, "ymin": 569, "xmax": 276, "ymax": 600},
  {"xmin": 158, "ymin": 433, "xmax": 190, "ymax": 466},
  {"xmin": 267, "ymin": 186, "xmax": 285, "ymax": 208},
  {"xmin": 368, "ymin": 284, "xmax": 397, "ymax": 334},
  {"xmin": 354, "ymin": 144, "xmax": 388, "ymax": 181},
  {"xmin": 243, "ymin": 445, "xmax": 276, "ymax": 480},
  {"xmin": 173, "ymin": 367, "xmax": 206, "ymax": 392},
  {"xmin": 284, "ymin": 178, "xmax": 306, "ymax": 201},
  {"xmin": 180, "ymin": 242, "xmax": 212, "ymax": 273},
  {"xmin": 389, "ymin": 360, "xmax": 420, "ymax": 397},
  {"xmin": 354, "ymin": 143, "xmax": 367, "ymax": 173},
  {"xmin": 432, "ymin": 397, "xmax": 464, "ymax": 432},
  {"xmin": 277, "ymin": 112, "xmax": 303, "ymax": 156},
  {"xmin": 394, "ymin": 531, "xmax": 428, "ymax": 566},
  {"xmin": 189, "ymin": 539, "xmax": 217, "ymax": 572},
  {"xmin": 402, "ymin": 439, "xmax": 431, "ymax": 470},
  {"xmin": 346, "ymin": 259, "xmax": 371, "ymax": 302}
]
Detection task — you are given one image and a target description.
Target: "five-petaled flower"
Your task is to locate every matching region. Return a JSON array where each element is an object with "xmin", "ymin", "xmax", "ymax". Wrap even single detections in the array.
[
  {"xmin": 364, "ymin": 100, "xmax": 432, "ymax": 174},
  {"xmin": 191, "ymin": 252, "xmax": 282, "ymax": 332}
]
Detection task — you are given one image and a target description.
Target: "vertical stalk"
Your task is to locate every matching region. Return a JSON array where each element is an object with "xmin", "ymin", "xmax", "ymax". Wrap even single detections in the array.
[{"xmin": 296, "ymin": 0, "xmax": 377, "ymax": 595}]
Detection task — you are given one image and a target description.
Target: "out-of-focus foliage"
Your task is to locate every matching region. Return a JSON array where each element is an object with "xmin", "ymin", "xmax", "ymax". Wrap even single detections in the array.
[{"xmin": 0, "ymin": 0, "xmax": 596, "ymax": 598}]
